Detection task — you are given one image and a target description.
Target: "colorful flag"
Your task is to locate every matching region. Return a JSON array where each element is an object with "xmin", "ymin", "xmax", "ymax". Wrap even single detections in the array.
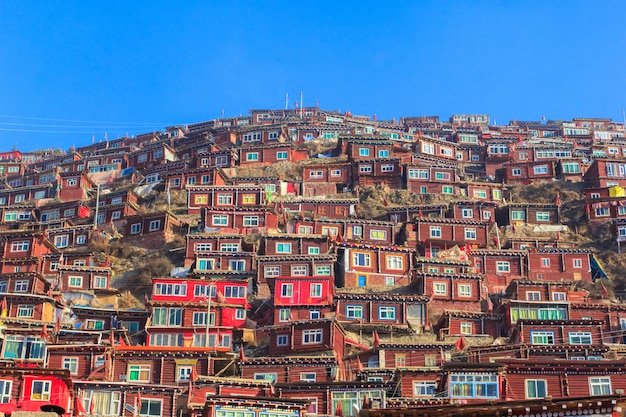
[
  {"xmin": 239, "ymin": 347, "xmax": 246, "ymax": 362},
  {"xmin": 0, "ymin": 297, "xmax": 7, "ymax": 317},
  {"xmin": 40, "ymin": 324, "xmax": 48, "ymax": 340},
  {"xmin": 373, "ymin": 331, "xmax": 380, "ymax": 349},
  {"xmin": 78, "ymin": 205, "xmax": 91, "ymax": 218},
  {"xmin": 601, "ymin": 283, "xmax": 610, "ymax": 298},
  {"xmin": 456, "ymin": 336, "xmax": 467, "ymax": 351}
]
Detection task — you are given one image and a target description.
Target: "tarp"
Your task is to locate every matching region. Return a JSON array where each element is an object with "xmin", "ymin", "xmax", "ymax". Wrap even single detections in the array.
[
  {"xmin": 591, "ymin": 254, "xmax": 610, "ymax": 281},
  {"xmin": 609, "ymin": 186, "xmax": 626, "ymax": 197},
  {"xmin": 532, "ymin": 225, "xmax": 569, "ymax": 232}
]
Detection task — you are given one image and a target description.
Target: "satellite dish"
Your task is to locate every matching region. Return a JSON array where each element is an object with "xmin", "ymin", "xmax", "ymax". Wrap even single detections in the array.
[{"xmin": 41, "ymin": 404, "xmax": 67, "ymax": 415}]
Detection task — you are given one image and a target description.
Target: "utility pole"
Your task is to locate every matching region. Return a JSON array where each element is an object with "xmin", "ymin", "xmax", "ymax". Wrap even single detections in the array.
[{"xmin": 300, "ymin": 91, "xmax": 303, "ymax": 119}]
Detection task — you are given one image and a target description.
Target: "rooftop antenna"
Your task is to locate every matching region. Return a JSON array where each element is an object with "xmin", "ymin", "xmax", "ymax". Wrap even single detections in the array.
[
  {"xmin": 300, "ymin": 91, "xmax": 303, "ymax": 119},
  {"xmin": 622, "ymin": 108, "xmax": 625, "ymax": 126},
  {"xmin": 285, "ymin": 93, "xmax": 289, "ymax": 110}
]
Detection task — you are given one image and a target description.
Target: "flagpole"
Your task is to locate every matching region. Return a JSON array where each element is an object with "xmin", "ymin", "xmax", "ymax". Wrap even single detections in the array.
[{"xmin": 93, "ymin": 184, "xmax": 100, "ymax": 229}]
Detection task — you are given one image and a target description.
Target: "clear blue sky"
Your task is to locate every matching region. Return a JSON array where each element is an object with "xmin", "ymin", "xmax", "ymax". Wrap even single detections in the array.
[{"xmin": 1, "ymin": 1, "xmax": 625, "ymax": 152}]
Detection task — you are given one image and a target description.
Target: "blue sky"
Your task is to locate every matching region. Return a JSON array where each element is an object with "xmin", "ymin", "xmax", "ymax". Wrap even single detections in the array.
[{"xmin": 1, "ymin": 1, "xmax": 625, "ymax": 152}]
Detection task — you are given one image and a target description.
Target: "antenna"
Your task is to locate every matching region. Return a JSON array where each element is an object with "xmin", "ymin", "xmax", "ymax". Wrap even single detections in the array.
[
  {"xmin": 300, "ymin": 91, "xmax": 303, "ymax": 119},
  {"xmin": 285, "ymin": 93, "xmax": 289, "ymax": 110}
]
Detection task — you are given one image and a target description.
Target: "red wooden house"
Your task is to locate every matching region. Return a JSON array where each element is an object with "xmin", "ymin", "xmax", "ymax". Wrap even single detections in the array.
[
  {"xmin": 353, "ymin": 158, "xmax": 403, "ymax": 189},
  {"xmin": 45, "ymin": 225, "xmax": 93, "ymax": 251},
  {"xmin": 526, "ymin": 248, "xmax": 593, "ymax": 282},
  {"xmin": 238, "ymin": 143, "xmax": 308, "ymax": 167},
  {"xmin": 240, "ymin": 356, "xmax": 339, "ymax": 384},
  {"xmin": 497, "ymin": 203, "xmax": 560, "ymax": 226},
  {"xmin": 464, "ymin": 182, "xmax": 504, "ymax": 203},
  {"xmin": 0, "ymin": 183, "xmax": 56, "ymax": 206},
  {"xmin": 440, "ymin": 362, "xmax": 505, "ymax": 402},
  {"xmin": 470, "ymin": 249, "xmax": 526, "ymax": 292},
  {"xmin": 147, "ymin": 276, "xmax": 250, "ymax": 349},
  {"xmin": 184, "ymin": 233, "xmax": 255, "ymax": 270},
  {"xmin": 385, "ymin": 204, "xmax": 448, "ymax": 223},
  {"xmin": 0, "ymin": 229, "xmax": 51, "ymax": 273},
  {"xmin": 203, "ymin": 206, "xmax": 278, "ymax": 234},
  {"xmin": 262, "ymin": 234, "xmax": 332, "ymax": 256},
  {"xmin": 450, "ymin": 201, "xmax": 497, "ymax": 222},
  {"xmin": 583, "ymin": 159, "xmax": 626, "ymax": 188},
  {"xmin": 337, "ymin": 243, "xmax": 415, "ymax": 288},
  {"xmin": 269, "ymin": 274, "xmax": 334, "ymax": 323},
  {"xmin": 0, "ymin": 368, "xmax": 73, "ymax": 417},
  {"xmin": 256, "ymin": 253, "xmax": 336, "ymax": 299},
  {"xmin": 186, "ymin": 185, "xmax": 267, "ymax": 215},
  {"xmin": 509, "ymin": 318, "xmax": 605, "ymax": 349},
  {"xmin": 555, "ymin": 158, "xmax": 586, "ymax": 182},
  {"xmin": 56, "ymin": 264, "xmax": 112, "ymax": 292},
  {"xmin": 127, "ymin": 142, "xmax": 177, "ymax": 169},
  {"xmin": 121, "ymin": 211, "xmax": 182, "ymax": 250},
  {"xmin": 414, "ymin": 218, "xmax": 490, "ymax": 256},
  {"xmin": 498, "ymin": 161, "xmax": 557, "ymax": 184},
  {"xmin": 412, "ymin": 271, "xmax": 484, "ymax": 313},
  {"xmin": 282, "ymin": 198, "xmax": 358, "ymax": 220},
  {"xmin": 57, "ymin": 171, "xmax": 94, "ymax": 201},
  {"xmin": 292, "ymin": 218, "xmax": 399, "ymax": 245},
  {"xmin": 338, "ymin": 137, "xmax": 395, "ymax": 162},
  {"xmin": 265, "ymin": 318, "xmax": 346, "ymax": 357},
  {"xmin": 433, "ymin": 310, "xmax": 501, "ymax": 339},
  {"xmin": 335, "ymin": 292, "xmax": 429, "ymax": 330},
  {"xmin": 0, "ymin": 204, "xmax": 37, "ymax": 228},
  {"xmin": 405, "ymin": 163, "xmax": 460, "ymax": 196},
  {"xmin": 302, "ymin": 161, "xmax": 353, "ymax": 197}
]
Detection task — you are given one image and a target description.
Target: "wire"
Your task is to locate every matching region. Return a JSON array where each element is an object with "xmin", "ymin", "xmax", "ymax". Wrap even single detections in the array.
[{"xmin": 0, "ymin": 114, "xmax": 174, "ymax": 125}]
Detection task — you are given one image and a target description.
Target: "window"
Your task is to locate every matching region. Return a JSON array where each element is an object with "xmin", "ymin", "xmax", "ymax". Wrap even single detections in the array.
[
  {"xmin": 219, "ymin": 243, "xmax": 239, "ymax": 252},
  {"xmin": 281, "ymin": 284, "xmax": 293, "ymax": 297},
  {"xmin": 265, "ymin": 266, "xmax": 280, "ymax": 278},
  {"xmin": 552, "ymin": 292, "xmax": 566, "ymax": 301},
  {"xmin": 386, "ymin": 255, "xmax": 403, "ymax": 270},
  {"xmin": 595, "ymin": 207, "xmax": 610, "ymax": 217},
  {"xmin": 10, "ymin": 241, "xmax": 29, "ymax": 252},
  {"xmin": 2, "ymin": 336, "xmax": 45, "ymax": 360},
  {"xmin": 346, "ymin": 305, "xmax": 363, "ymax": 319},
  {"xmin": 31, "ymin": 380, "xmax": 51, "ymax": 401},
  {"xmin": 245, "ymin": 152, "xmax": 259, "ymax": 161},
  {"xmin": 573, "ymin": 259, "xmax": 583, "ymax": 268},
  {"xmin": 177, "ymin": 366, "xmax": 192, "ymax": 382},
  {"xmin": 130, "ymin": 223, "xmax": 141, "ymax": 234},
  {"xmin": 276, "ymin": 151, "xmax": 288, "ymax": 160},
  {"xmin": 291, "ymin": 265, "xmax": 308, "ymax": 276},
  {"xmin": 4, "ymin": 212, "xmax": 17, "ymax": 221},
  {"xmin": 449, "ymin": 373, "xmax": 498, "ymax": 399},
  {"xmin": 68, "ymin": 276, "xmax": 83, "ymax": 288},
  {"xmin": 330, "ymin": 169, "xmax": 342, "ymax": 177},
  {"xmin": 395, "ymin": 354, "xmax": 406, "ymax": 367},
  {"xmin": 462, "ymin": 208, "xmax": 473, "ymax": 218},
  {"xmin": 458, "ymin": 284, "xmax": 472, "ymax": 297},
  {"xmin": 14, "ymin": 280, "xmax": 29, "ymax": 292},
  {"xmin": 300, "ymin": 372, "xmax": 317, "ymax": 382},
  {"xmin": 442, "ymin": 186, "xmax": 453, "ymax": 194},
  {"xmin": 512, "ymin": 168, "xmax": 522, "ymax": 176},
  {"xmin": 536, "ymin": 212, "xmax": 550, "ymax": 222},
  {"xmin": 541, "ymin": 258, "xmax": 550, "ymax": 267},
  {"xmin": 511, "ymin": 210, "xmax": 525, "ymax": 221},
  {"xmin": 460, "ymin": 322, "xmax": 473, "ymax": 335},
  {"xmin": 430, "ymin": 226, "xmax": 442, "ymax": 238},
  {"xmin": 128, "ymin": 364, "xmax": 151, "ymax": 382},
  {"xmin": 526, "ymin": 291, "xmax": 541, "ymax": 301},
  {"xmin": 381, "ymin": 164, "xmax": 394, "ymax": 172},
  {"xmin": 413, "ymin": 381, "xmax": 437, "ymax": 397},
  {"xmin": 139, "ymin": 398, "xmax": 162, "ymax": 417},
  {"xmin": 534, "ymin": 165, "xmax": 548, "ymax": 175},
  {"xmin": 569, "ymin": 332, "xmax": 592, "ymax": 345},
  {"xmin": 276, "ymin": 242, "xmax": 292, "ymax": 253},
  {"xmin": 315, "ymin": 265, "xmax": 331, "ymax": 275},
  {"xmin": 359, "ymin": 165, "xmax": 372, "ymax": 173},
  {"xmin": 17, "ymin": 305, "xmax": 34, "ymax": 318},
  {"xmin": 352, "ymin": 252, "xmax": 371, "ymax": 267},
  {"xmin": 14, "ymin": 194, "xmax": 25, "ymax": 203},
  {"xmin": 370, "ymin": 230, "xmax": 387, "ymax": 241},
  {"xmin": 154, "ymin": 283, "xmax": 187, "ymax": 296},
  {"xmin": 242, "ymin": 194, "xmax": 255, "ymax": 204},
  {"xmin": 243, "ymin": 216, "xmax": 259, "ymax": 226},
  {"xmin": 309, "ymin": 170, "xmax": 323, "ymax": 179},
  {"xmin": 253, "ymin": 373, "xmax": 277, "ymax": 383},
  {"xmin": 358, "ymin": 148, "xmax": 370, "ymax": 157},
  {"xmin": 435, "ymin": 172, "xmax": 451, "ymax": 180},
  {"xmin": 235, "ymin": 309, "xmax": 245, "ymax": 320},
  {"xmin": 277, "ymin": 335, "xmax": 289, "ymax": 346},
  {"xmin": 434, "ymin": 282, "xmax": 447, "ymax": 295},
  {"xmin": 212, "ymin": 215, "xmax": 228, "ymax": 226},
  {"xmin": 496, "ymin": 261, "xmax": 510, "ymax": 273},
  {"xmin": 217, "ymin": 194, "xmax": 233, "ymax": 205},
  {"xmin": 464, "ymin": 228, "xmax": 477, "ymax": 240},
  {"xmin": 308, "ymin": 246, "xmax": 320, "ymax": 254},
  {"xmin": 526, "ymin": 379, "xmax": 547, "ymax": 399},
  {"xmin": 63, "ymin": 357, "xmax": 79, "ymax": 375},
  {"xmin": 303, "ymin": 329, "xmax": 323, "ymax": 344},
  {"xmin": 310, "ymin": 283, "xmax": 323, "ymax": 298},
  {"xmin": 379, "ymin": 306, "xmax": 396, "ymax": 320},
  {"xmin": 298, "ymin": 225, "xmax": 313, "ymax": 234},
  {"xmin": 408, "ymin": 169, "xmax": 429, "ymax": 179},
  {"xmin": 196, "ymin": 258, "xmax": 215, "ymax": 271},
  {"xmin": 195, "ymin": 195, "xmax": 208, "ymax": 205},
  {"xmin": 279, "ymin": 309, "xmax": 290, "ymax": 322},
  {"xmin": 224, "ymin": 286, "xmax": 246, "ymax": 298},
  {"xmin": 589, "ymin": 377, "xmax": 611, "ymax": 396},
  {"xmin": 422, "ymin": 143, "xmax": 435, "ymax": 155},
  {"xmin": 228, "ymin": 260, "xmax": 245, "ymax": 271},
  {"xmin": 0, "ymin": 380, "xmax": 11, "ymax": 403},
  {"xmin": 530, "ymin": 331, "xmax": 555, "ymax": 345}
]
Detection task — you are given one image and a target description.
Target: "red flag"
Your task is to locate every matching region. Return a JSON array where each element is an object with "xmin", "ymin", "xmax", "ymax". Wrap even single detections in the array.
[
  {"xmin": 40, "ymin": 324, "xmax": 48, "ymax": 340},
  {"xmin": 440, "ymin": 346, "xmax": 446, "ymax": 364},
  {"xmin": 78, "ymin": 205, "xmax": 91, "ymax": 218},
  {"xmin": 216, "ymin": 290, "xmax": 226, "ymax": 303},
  {"xmin": 1, "ymin": 297, "xmax": 7, "ymax": 317},
  {"xmin": 362, "ymin": 394, "xmax": 371, "ymax": 410},
  {"xmin": 118, "ymin": 335, "xmax": 127, "ymax": 347},
  {"xmin": 239, "ymin": 347, "xmax": 246, "ymax": 362},
  {"xmin": 335, "ymin": 401, "xmax": 343, "ymax": 417},
  {"xmin": 456, "ymin": 336, "xmax": 467, "ymax": 351},
  {"xmin": 555, "ymin": 192, "xmax": 561, "ymax": 207},
  {"xmin": 109, "ymin": 330, "xmax": 115, "ymax": 346},
  {"xmin": 74, "ymin": 392, "xmax": 86, "ymax": 416},
  {"xmin": 601, "ymin": 283, "xmax": 609, "ymax": 298},
  {"xmin": 356, "ymin": 359, "xmax": 363, "ymax": 373},
  {"xmin": 89, "ymin": 396, "xmax": 95, "ymax": 415},
  {"xmin": 54, "ymin": 314, "xmax": 61, "ymax": 333},
  {"xmin": 190, "ymin": 367, "xmax": 199, "ymax": 382},
  {"xmin": 373, "ymin": 331, "xmax": 380, "ymax": 349},
  {"xmin": 335, "ymin": 230, "xmax": 343, "ymax": 244},
  {"xmin": 383, "ymin": 198, "xmax": 389, "ymax": 207}
]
